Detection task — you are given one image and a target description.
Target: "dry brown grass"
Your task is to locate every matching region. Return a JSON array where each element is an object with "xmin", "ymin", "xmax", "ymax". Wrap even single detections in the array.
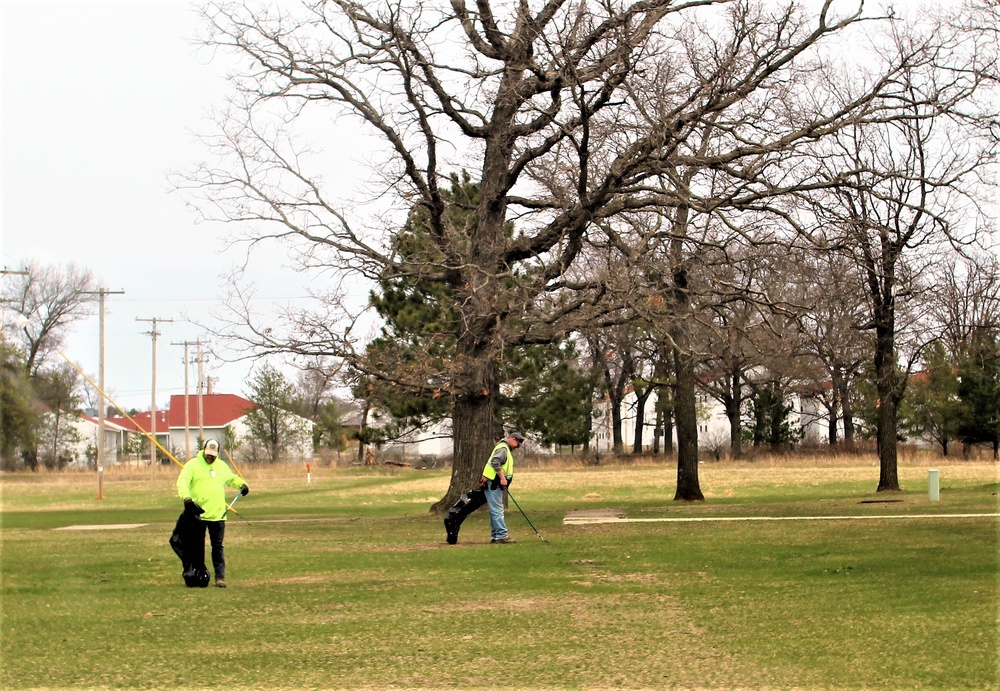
[
  {"xmin": 2, "ymin": 452, "xmax": 995, "ymax": 513},
  {"xmin": 511, "ymin": 453, "xmax": 998, "ymax": 494}
]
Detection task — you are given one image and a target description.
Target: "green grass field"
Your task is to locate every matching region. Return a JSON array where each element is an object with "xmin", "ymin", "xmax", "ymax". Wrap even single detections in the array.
[{"xmin": 2, "ymin": 457, "xmax": 998, "ymax": 690}]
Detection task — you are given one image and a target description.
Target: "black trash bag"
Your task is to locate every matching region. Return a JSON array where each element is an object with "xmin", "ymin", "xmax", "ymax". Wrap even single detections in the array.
[
  {"xmin": 443, "ymin": 487, "xmax": 488, "ymax": 544},
  {"xmin": 169, "ymin": 511, "xmax": 210, "ymax": 588}
]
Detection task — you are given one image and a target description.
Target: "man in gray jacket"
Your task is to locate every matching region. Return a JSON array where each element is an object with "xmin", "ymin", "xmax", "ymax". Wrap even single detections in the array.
[{"xmin": 443, "ymin": 432, "xmax": 525, "ymax": 545}]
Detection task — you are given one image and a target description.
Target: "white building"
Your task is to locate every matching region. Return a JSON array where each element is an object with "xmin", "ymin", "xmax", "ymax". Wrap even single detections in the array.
[
  {"xmin": 381, "ymin": 418, "xmax": 454, "ymax": 458},
  {"xmin": 67, "ymin": 414, "xmax": 130, "ymax": 464}
]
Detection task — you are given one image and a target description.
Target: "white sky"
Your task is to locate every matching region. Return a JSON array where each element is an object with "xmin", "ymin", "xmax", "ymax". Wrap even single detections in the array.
[{"xmin": 1, "ymin": 0, "xmax": 322, "ymax": 411}]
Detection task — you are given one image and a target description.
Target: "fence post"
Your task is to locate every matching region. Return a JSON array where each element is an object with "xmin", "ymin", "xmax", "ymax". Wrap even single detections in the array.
[{"xmin": 928, "ymin": 469, "xmax": 940, "ymax": 501}]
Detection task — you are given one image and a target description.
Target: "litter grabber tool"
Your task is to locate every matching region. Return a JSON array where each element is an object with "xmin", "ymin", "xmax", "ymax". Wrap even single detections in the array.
[
  {"xmin": 223, "ymin": 492, "xmax": 241, "ymax": 519},
  {"xmin": 506, "ymin": 489, "xmax": 546, "ymax": 542}
]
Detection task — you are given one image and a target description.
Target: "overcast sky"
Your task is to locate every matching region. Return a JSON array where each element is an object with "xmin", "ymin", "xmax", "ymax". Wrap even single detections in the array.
[{"xmin": 1, "ymin": 0, "xmax": 322, "ymax": 412}]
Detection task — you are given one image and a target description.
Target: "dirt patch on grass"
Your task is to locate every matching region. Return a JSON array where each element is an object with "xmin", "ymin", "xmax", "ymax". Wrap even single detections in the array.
[
  {"xmin": 439, "ymin": 596, "xmax": 555, "ymax": 613},
  {"xmin": 269, "ymin": 574, "xmax": 333, "ymax": 585}
]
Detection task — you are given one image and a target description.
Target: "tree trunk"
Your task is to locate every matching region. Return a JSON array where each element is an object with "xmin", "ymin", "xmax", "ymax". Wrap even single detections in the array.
[
  {"xmin": 653, "ymin": 409, "xmax": 662, "ymax": 455},
  {"xmin": 750, "ymin": 384, "xmax": 765, "ymax": 447},
  {"xmin": 653, "ymin": 354, "xmax": 672, "ymax": 457},
  {"xmin": 724, "ymin": 373, "xmax": 742, "ymax": 458},
  {"xmin": 670, "ymin": 205, "xmax": 702, "ymax": 501},
  {"xmin": 673, "ymin": 343, "xmax": 702, "ymax": 500},
  {"xmin": 594, "ymin": 337, "xmax": 629, "ymax": 456},
  {"xmin": 730, "ymin": 367, "xmax": 743, "ymax": 458},
  {"xmin": 610, "ymin": 397, "xmax": 624, "ymax": 455},
  {"xmin": 432, "ymin": 353, "xmax": 498, "ymax": 512},
  {"xmin": 52, "ymin": 410, "xmax": 62, "ymax": 467},
  {"xmin": 839, "ymin": 377, "xmax": 855, "ymax": 444},
  {"xmin": 876, "ymin": 393, "xmax": 899, "ymax": 491},
  {"xmin": 829, "ymin": 368, "xmax": 842, "ymax": 445},
  {"xmin": 874, "ymin": 315, "xmax": 901, "ymax": 492},
  {"xmin": 725, "ymin": 400, "xmax": 741, "ymax": 458},
  {"xmin": 664, "ymin": 411, "xmax": 674, "ymax": 456},
  {"xmin": 633, "ymin": 387, "xmax": 652, "ymax": 454},
  {"xmin": 356, "ymin": 400, "xmax": 369, "ymax": 465}
]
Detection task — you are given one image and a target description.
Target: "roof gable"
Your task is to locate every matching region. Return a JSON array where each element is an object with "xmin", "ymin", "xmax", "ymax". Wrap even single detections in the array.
[
  {"xmin": 165, "ymin": 394, "xmax": 256, "ymax": 428},
  {"xmin": 107, "ymin": 410, "xmax": 170, "ymax": 433},
  {"xmin": 75, "ymin": 413, "xmax": 130, "ymax": 432}
]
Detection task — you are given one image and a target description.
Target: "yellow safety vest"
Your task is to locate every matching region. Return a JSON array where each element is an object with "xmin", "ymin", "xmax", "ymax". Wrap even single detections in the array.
[{"xmin": 481, "ymin": 441, "xmax": 514, "ymax": 481}]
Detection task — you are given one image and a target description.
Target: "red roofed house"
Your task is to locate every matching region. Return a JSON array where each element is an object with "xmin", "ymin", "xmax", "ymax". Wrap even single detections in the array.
[
  {"xmin": 110, "ymin": 393, "xmax": 313, "ymax": 463},
  {"xmin": 115, "ymin": 409, "xmax": 171, "ymax": 457}
]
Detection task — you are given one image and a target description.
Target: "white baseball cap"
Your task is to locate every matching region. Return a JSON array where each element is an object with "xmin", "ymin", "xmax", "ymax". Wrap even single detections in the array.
[{"xmin": 204, "ymin": 439, "xmax": 220, "ymax": 457}]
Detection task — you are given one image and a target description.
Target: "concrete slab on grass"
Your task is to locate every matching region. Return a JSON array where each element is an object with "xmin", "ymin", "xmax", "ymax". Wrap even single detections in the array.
[
  {"xmin": 54, "ymin": 524, "xmax": 148, "ymax": 531},
  {"xmin": 563, "ymin": 512, "xmax": 1000, "ymax": 525},
  {"xmin": 564, "ymin": 508, "xmax": 626, "ymax": 524}
]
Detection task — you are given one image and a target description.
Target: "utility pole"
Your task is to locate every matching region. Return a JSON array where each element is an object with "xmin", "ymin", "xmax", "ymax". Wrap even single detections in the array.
[
  {"xmin": 137, "ymin": 317, "xmax": 172, "ymax": 478},
  {"xmin": 80, "ymin": 288, "xmax": 124, "ymax": 500},
  {"xmin": 172, "ymin": 339, "xmax": 200, "ymax": 459},
  {"xmin": 196, "ymin": 341, "xmax": 208, "ymax": 442}
]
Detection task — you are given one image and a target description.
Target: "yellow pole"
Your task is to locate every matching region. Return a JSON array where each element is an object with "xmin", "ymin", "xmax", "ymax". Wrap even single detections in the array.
[
  {"xmin": 58, "ymin": 351, "xmax": 184, "ymax": 469},
  {"xmin": 222, "ymin": 448, "xmax": 246, "ymax": 482}
]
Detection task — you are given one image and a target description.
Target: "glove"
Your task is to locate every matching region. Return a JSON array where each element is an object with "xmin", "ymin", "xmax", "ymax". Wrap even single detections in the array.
[
  {"xmin": 183, "ymin": 498, "xmax": 205, "ymax": 515},
  {"xmin": 240, "ymin": 484, "xmax": 250, "ymax": 496}
]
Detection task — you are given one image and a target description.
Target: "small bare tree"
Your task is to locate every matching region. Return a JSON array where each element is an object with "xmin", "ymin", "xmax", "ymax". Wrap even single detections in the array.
[
  {"xmin": 803, "ymin": 14, "xmax": 998, "ymax": 490},
  {"xmin": 1, "ymin": 261, "xmax": 99, "ymax": 377},
  {"xmin": 33, "ymin": 360, "xmax": 83, "ymax": 468}
]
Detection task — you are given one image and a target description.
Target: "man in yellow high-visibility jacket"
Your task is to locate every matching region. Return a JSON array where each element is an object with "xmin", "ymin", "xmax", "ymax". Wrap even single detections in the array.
[
  {"xmin": 444, "ymin": 432, "xmax": 525, "ymax": 545},
  {"xmin": 176, "ymin": 439, "xmax": 248, "ymax": 587}
]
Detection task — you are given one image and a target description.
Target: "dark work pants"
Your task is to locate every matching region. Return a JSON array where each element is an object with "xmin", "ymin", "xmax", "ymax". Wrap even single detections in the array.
[{"xmin": 199, "ymin": 520, "xmax": 227, "ymax": 580}]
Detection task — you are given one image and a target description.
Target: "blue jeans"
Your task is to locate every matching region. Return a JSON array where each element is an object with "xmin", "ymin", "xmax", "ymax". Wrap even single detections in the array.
[{"xmin": 483, "ymin": 486, "xmax": 508, "ymax": 540}]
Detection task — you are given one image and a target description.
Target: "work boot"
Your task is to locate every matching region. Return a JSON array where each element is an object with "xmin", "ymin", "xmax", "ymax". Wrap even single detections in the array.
[
  {"xmin": 444, "ymin": 517, "xmax": 458, "ymax": 545},
  {"xmin": 491, "ymin": 538, "xmax": 516, "ymax": 544},
  {"xmin": 215, "ymin": 578, "xmax": 227, "ymax": 588}
]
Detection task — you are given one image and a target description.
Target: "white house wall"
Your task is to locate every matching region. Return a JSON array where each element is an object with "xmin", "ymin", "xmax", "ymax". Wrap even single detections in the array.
[
  {"xmin": 796, "ymin": 395, "xmax": 844, "ymax": 445},
  {"xmin": 68, "ymin": 417, "xmax": 126, "ymax": 464},
  {"xmin": 591, "ymin": 391, "xmax": 731, "ymax": 454},
  {"xmin": 382, "ymin": 419, "xmax": 454, "ymax": 458}
]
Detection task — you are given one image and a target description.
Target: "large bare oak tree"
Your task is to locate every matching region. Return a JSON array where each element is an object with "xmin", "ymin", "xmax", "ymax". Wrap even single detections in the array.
[{"xmin": 183, "ymin": 0, "xmax": 990, "ymax": 505}]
